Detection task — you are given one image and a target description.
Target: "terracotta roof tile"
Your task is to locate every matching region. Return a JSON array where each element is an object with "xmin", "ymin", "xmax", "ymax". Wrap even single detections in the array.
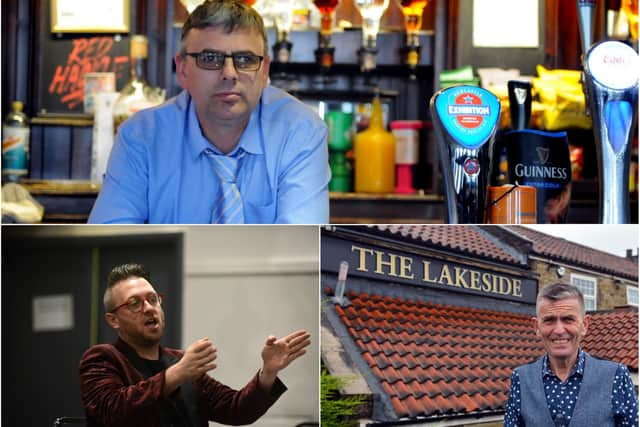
[
  {"xmin": 370, "ymin": 225, "xmax": 524, "ymax": 266},
  {"xmin": 509, "ymin": 226, "xmax": 638, "ymax": 280},
  {"xmin": 331, "ymin": 291, "xmax": 638, "ymax": 419},
  {"xmin": 582, "ymin": 309, "xmax": 639, "ymax": 369}
]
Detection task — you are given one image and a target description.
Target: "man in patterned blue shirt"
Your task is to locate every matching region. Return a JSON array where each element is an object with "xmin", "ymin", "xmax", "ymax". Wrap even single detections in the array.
[{"xmin": 504, "ymin": 283, "xmax": 638, "ymax": 427}]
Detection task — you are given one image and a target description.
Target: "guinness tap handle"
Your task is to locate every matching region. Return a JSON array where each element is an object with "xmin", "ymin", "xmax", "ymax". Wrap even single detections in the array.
[{"xmin": 508, "ymin": 80, "xmax": 532, "ymax": 130}]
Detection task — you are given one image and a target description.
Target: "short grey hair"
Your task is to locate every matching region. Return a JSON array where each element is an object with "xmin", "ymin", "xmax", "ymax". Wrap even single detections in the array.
[
  {"xmin": 179, "ymin": 0, "xmax": 268, "ymax": 56},
  {"xmin": 536, "ymin": 282, "xmax": 585, "ymax": 318}
]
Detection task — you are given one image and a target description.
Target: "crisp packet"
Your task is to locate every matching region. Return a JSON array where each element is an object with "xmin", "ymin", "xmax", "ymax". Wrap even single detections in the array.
[{"xmin": 533, "ymin": 65, "xmax": 592, "ymax": 130}]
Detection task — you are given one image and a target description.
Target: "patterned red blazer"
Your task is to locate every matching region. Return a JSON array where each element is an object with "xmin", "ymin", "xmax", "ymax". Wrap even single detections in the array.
[{"xmin": 79, "ymin": 338, "xmax": 286, "ymax": 427}]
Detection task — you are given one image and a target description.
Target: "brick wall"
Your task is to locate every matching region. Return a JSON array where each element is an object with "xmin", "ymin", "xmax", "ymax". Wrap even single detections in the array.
[{"xmin": 530, "ymin": 259, "xmax": 631, "ymax": 310}]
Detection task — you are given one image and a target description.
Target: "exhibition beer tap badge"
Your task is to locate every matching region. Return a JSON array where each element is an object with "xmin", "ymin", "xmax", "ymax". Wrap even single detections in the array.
[{"xmin": 435, "ymin": 85, "xmax": 500, "ymax": 149}]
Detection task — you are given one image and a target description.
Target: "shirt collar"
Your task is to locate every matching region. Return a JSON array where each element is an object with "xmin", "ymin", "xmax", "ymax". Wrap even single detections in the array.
[
  {"xmin": 542, "ymin": 348, "xmax": 586, "ymax": 380},
  {"xmin": 185, "ymin": 90, "xmax": 263, "ymax": 159}
]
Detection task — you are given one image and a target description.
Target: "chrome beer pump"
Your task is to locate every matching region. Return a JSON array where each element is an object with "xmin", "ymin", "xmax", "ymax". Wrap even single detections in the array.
[
  {"xmin": 430, "ymin": 85, "xmax": 501, "ymax": 224},
  {"xmin": 578, "ymin": 0, "xmax": 639, "ymax": 223}
]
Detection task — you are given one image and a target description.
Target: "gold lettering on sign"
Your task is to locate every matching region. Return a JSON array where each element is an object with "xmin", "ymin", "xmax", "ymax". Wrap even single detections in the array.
[
  {"xmin": 492, "ymin": 274, "xmax": 499, "ymax": 293},
  {"xmin": 482, "ymin": 272, "xmax": 492, "ymax": 292},
  {"xmin": 439, "ymin": 264, "xmax": 453, "ymax": 285},
  {"xmin": 422, "ymin": 260, "xmax": 436, "ymax": 282},
  {"xmin": 351, "ymin": 245, "xmax": 373, "ymax": 272},
  {"xmin": 498, "ymin": 276, "xmax": 511, "ymax": 294},
  {"xmin": 469, "ymin": 270, "xmax": 481, "ymax": 290},
  {"xmin": 349, "ymin": 245, "xmax": 527, "ymax": 299},
  {"xmin": 513, "ymin": 279, "xmax": 522, "ymax": 297},
  {"xmin": 375, "ymin": 250, "xmax": 398, "ymax": 276},
  {"xmin": 454, "ymin": 267, "xmax": 469, "ymax": 288},
  {"xmin": 399, "ymin": 255, "xmax": 414, "ymax": 279}
]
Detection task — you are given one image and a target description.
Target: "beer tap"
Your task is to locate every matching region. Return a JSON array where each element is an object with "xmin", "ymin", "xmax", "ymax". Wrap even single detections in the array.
[
  {"xmin": 398, "ymin": 0, "xmax": 429, "ymax": 76},
  {"xmin": 354, "ymin": 0, "xmax": 390, "ymax": 73},
  {"xmin": 578, "ymin": 0, "xmax": 639, "ymax": 223},
  {"xmin": 577, "ymin": 0, "xmax": 597, "ymax": 55},
  {"xmin": 583, "ymin": 41, "xmax": 639, "ymax": 223},
  {"xmin": 430, "ymin": 85, "xmax": 501, "ymax": 224},
  {"xmin": 313, "ymin": 0, "xmax": 339, "ymax": 73},
  {"xmin": 504, "ymin": 81, "xmax": 572, "ymax": 224}
]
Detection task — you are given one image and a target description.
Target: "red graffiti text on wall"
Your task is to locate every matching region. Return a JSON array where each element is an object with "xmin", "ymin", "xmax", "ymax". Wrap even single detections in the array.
[{"xmin": 48, "ymin": 37, "xmax": 128, "ymax": 110}]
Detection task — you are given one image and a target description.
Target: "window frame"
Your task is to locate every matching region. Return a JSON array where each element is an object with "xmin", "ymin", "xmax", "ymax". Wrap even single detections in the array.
[
  {"xmin": 626, "ymin": 285, "xmax": 639, "ymax": 307},
  {"xmin": 570, "ymin": 273, "xmax": 597, "ymax": 311}
]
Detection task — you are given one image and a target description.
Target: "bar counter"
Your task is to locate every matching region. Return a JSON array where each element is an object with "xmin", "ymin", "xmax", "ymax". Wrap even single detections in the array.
[{"xmin": 17, "ymin": 179, "xmax": 638, "ymax": 224}]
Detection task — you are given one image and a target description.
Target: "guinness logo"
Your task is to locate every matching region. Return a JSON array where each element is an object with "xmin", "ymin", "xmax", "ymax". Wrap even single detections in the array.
[
  {"xmin": 514, "ymin": 87, "xmax": 528, "ymax": 104},
  {"xmin": 536, "ymin": 146, "xmax": 550, "ymax": 164}
]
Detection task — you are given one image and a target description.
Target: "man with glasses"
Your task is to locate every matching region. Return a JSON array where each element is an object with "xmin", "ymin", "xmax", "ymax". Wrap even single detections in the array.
[
  {"xmin": 79, "ymin": 263, "xmax": 311, "ymax": 426},
  {"xmin": 89, "ymin": 0, "xmax": 330, "ymax": 224},
  {"xmin": 503, "ymin": 283, "xmax": 638, "ymax": 427}
]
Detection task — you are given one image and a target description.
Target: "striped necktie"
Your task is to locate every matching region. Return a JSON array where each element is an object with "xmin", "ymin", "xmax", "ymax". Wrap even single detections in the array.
[{"xmin": 207, "ymin": 150, "xmax": 245, "ymax": 224}]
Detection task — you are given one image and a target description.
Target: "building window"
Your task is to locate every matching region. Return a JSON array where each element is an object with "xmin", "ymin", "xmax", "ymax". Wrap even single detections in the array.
[
  {"xmin": 570, "ymin": 274, "xmax": 597, "ymax": 311},
  {"xmin": 627, "ymin": 286, "xmax": 639, "ymax": 307}
]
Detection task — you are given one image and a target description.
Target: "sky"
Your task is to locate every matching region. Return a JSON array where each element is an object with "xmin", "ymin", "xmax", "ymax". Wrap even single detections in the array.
[{"xmin": 520, "ymin": 225, "xmax": 638, "ymax": 258}]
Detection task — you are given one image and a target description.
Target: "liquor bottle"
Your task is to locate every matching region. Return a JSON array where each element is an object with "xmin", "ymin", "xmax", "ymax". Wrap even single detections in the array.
[
  {"xmin": 354, "ymin": 96, "xmax": 395, "ymax": 193},
  {"xmin": 354, "ymin": 0, "xmax": 390, "ymax": 48},
  {"xmin": 113, "ymin": 35, "xmax": 165, "ymax": 132},
  {"xmin": 313, "ymin": 0, "xmax": 339, "ymax": 70},
  {"xmin": 398, "ymin": 0, "xmax": 428, "ymax": 41},
  {"xmin": 397, "ymin": 0, "xmax": 428, "ymax": 70},
  {"xmin": 272, "ymin": 0, "xmax": 295, "ymax": 63},
  {"xmin": 2, "ymin": 101, "xmax": 30, "ymax": 181},
  {"xmin": 314, "ymin": 0, "xmax": 338, "ymax": 37}
]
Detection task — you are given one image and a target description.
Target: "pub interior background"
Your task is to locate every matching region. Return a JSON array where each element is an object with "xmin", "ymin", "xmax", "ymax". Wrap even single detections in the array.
[
  {"xmin": 1, "ymin": 225, "xmax": 320, "ymax": 427},
  {"xmin": 2, "ymin": 0, "xmax": 638, "ymax": 223}
]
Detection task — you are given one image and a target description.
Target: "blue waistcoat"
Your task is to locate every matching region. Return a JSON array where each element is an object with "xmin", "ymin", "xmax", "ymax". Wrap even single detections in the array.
[{"xmin": 517, "ymin": 352, "xmax": 618, "ymax": 427}]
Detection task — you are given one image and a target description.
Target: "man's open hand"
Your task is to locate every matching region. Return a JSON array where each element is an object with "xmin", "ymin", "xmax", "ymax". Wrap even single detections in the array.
[{"xmin": 258, "ymin": 330, "xmax": 311, "ymax": 390}]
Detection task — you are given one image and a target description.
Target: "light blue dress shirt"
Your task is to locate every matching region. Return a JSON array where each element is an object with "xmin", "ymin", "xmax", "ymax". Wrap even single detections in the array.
[{"xmin": 88, "ymin": 86, "xmax": 330, "ymax": 224}]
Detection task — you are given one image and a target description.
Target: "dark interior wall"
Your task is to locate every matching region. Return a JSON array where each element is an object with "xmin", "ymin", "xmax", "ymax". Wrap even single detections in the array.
[
  {"xmin": 1, "ymin": 0, "xmax": 144, "ymax": 118},
  {"xmin": 1, "ymin": 0, "xmax": 33, "ymax": 118},
  {"xmin": 1, "ymin": 227, "xmax": 183, "ymax": 426}
]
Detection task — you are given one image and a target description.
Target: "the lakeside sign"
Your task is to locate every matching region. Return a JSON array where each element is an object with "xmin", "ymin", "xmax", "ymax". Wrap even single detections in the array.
[{"xmin": 322, "ymin": 235, "xmax": 538, "ymax": 304}]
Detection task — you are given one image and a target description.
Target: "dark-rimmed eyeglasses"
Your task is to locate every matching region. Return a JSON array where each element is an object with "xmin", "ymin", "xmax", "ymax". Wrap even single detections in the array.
[
  {"xmin": 183, "ymin": 49, "xmax": 264, "ymax": 71},
  {"xmin": 110, "ymin": 293, "xmax": 164, "ymax": 314}
]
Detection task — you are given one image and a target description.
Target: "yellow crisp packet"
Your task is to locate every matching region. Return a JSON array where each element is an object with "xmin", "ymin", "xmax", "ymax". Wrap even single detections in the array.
[
  {"xmin": 530, "ymin": 101, "xmax": 545, "ymax": 129},
  {"xmin": 486, "ymin": 86, "xmax": 511, "ymax": 129},
  {"xmin": 536, "ymin": 65, "xmax": 582, "ymax": 83},
  {"xmin": 499, "ymin": 99, "xmax": 511, "ymax": 129},
  {"xmin": 542, "ymin": 100, "xmax": 592, "ymax": 130},
  {"xmin": 533, "ymin": 65, "xmax": 591, "ymax": 130}
]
